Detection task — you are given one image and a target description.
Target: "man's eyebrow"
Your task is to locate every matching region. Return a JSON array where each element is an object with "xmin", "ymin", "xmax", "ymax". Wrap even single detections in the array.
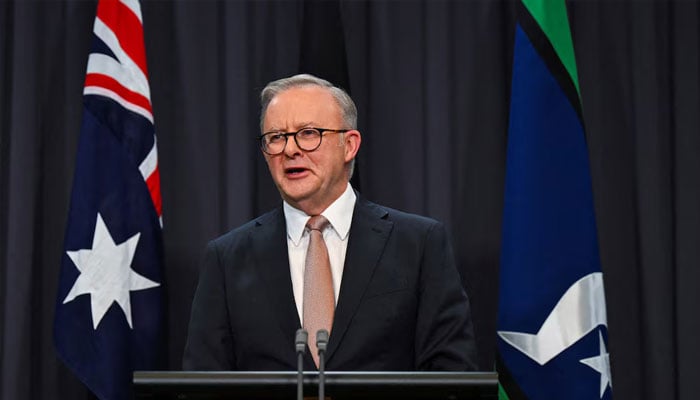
[{"xmin": 266, "ymin": 122, "xmax": 318, "ymax": 132}]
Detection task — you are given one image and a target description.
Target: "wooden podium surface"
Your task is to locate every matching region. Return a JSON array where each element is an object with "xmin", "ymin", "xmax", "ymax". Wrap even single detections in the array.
[{"xmin": 134, "ymin": 371, "xmax": 498, "ymax": 399}]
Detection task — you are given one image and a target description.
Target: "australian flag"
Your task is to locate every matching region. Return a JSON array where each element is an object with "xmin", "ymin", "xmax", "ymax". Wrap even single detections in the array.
[
  {"xmin": 54, "ymin": 1, "xmax": 164, "ymax": 399},
  {"xmin": 496, "ymin": 1, "xmax": 612, "ymax": 400}
]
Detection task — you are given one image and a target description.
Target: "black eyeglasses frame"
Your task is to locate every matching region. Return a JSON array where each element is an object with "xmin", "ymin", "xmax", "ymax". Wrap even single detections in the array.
[{"xmin": 257, "ymin": 127, "xmax": 349, "ymax": 155}]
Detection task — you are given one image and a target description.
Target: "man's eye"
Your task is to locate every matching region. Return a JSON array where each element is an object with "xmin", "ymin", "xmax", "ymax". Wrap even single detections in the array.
[
  {"xmin": 298, "ymin": 129, "xmax": 319, "ymax": 138},
  {"xmin": 268, "ymin": 134, "xmax": 285, "ymax": 143}
]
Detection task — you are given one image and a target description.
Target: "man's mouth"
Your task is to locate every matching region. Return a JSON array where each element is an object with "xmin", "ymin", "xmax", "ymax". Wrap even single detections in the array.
[{"xmin": 285, "ymin": 167, "xmax": 308, "ymax": 177}]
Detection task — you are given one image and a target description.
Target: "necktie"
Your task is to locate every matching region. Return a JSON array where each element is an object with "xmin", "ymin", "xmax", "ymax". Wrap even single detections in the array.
[{"xmin": 303, "ymin": 215, "xmax": 334, "ymax": 367}]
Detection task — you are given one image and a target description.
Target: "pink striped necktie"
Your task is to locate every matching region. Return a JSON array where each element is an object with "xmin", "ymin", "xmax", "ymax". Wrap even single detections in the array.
[{"xmin": 302, "ymin": 215, "xmax": 334, "ymax": 367}]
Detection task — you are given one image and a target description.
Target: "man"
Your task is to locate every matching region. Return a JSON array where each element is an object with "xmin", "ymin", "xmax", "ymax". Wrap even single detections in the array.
[{"xmin": 183, "ymin": 74, "xmax": 477, "ymax": 371}]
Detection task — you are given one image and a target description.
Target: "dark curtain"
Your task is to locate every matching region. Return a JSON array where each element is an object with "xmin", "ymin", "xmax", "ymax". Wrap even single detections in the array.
[{"xmin": 1, "ymin": 1, "xmax": 698, "ymax": 399}]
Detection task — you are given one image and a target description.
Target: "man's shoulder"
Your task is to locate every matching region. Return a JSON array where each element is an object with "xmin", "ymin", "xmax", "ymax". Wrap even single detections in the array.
[
  {"xmin": 209, "ymin": 206, "xmax": 282, "ymax": 248},
  {"xmin": 357, "ymin": 196, "xmax": 441, "ymax": 230}
]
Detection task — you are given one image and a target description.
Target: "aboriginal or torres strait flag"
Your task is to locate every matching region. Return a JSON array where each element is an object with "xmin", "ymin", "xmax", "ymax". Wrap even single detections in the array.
[
  {"xmin": 496, "ymin": 1, "xmax": 612, "ymax": 400},
  {"xmin": 54, "ymin": 1, "xmax": 164, "ymax": 399}
]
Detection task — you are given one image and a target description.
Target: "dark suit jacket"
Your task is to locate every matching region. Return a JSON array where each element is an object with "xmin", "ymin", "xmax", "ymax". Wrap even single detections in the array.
[{"xmin": 183, "ymin": 195, "xmax": 478, "ymax": 371}]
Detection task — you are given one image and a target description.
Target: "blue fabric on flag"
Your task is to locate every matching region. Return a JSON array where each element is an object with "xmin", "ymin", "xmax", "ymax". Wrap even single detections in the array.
[
  {"xmin": 54, "ymin": 16, "xmax": 163, "ymax": 400},
  {"xmin": 496, "ymin": 24, "xmax": 612, "ymax": 400}
]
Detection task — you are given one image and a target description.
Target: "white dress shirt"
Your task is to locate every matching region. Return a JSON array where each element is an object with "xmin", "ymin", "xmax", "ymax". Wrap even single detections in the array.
[{"xmin": 283, "ymin": 183, "xmax": 356, "ymax": 323}]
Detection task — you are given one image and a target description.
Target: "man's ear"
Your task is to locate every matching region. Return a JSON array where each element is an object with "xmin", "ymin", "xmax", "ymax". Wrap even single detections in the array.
[{"xmin": 343, "ymin": 130, "xmax": 362, "ymax": 162}]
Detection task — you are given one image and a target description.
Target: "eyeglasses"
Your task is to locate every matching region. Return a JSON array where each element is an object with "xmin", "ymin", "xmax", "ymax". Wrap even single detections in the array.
[{"xmin": 258, "ymin": 127, "xmax": 349, "ymax": 155}]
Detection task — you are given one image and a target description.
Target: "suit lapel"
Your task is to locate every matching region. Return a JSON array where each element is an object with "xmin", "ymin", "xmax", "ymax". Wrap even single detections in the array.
[
  {"xmin": 251, "ymin": 208, "xmax": 302, "ymax": 354},
  {"xmin": 326, "ymin": 198, "xmax": 392, "ymax": 363}
]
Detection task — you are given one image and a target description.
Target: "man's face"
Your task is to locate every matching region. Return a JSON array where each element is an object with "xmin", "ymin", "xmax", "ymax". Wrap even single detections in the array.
[{"xmin": 262, "ymin": 86, "xmax": 361, "ymax": 215}]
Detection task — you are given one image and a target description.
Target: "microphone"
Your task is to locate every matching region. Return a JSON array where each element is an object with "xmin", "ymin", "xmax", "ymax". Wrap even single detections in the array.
[
  {"xmin": 295, "ymin": 329, "xmax": 308, "ymax": 400},
  {"xmin": 316, "ymin": 329, "xmax": 329, "ymax": 400}
]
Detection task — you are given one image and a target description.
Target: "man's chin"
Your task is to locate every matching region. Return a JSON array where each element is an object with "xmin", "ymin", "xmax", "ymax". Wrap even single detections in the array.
[
  {"xmin": 279, "ymin": 188, "xmax": 314, "ymax": 208},
  {"xmin": 278, "ymin": 176, "xmax": 315, "ymax": 195}
]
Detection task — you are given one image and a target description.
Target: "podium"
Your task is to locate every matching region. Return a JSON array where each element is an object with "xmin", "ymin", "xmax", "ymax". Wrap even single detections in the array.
[{"xmin": 133, "ymin": 371, "xmax": 498, "ymax": 399}]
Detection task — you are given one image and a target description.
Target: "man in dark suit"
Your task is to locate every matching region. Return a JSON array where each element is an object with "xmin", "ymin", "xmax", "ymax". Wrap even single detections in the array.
[{"xmin": 183, "ymin": 74, "xmax": 477, "ymax": 371}]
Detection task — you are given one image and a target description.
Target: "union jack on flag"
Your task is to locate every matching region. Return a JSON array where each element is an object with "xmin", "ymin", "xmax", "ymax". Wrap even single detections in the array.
[{"xmin": 54, "ymin": 1, "xmax": 164, "ymax": 399}]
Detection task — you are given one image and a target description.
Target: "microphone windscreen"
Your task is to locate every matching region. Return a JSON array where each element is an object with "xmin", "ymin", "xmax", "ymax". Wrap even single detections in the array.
[
  {"xmin": 316, "ymin": 329, "xmax": 329, "ymax": 351},
  {"xmin": 295, "ymin": 329, "xmax": 308, "ymax": 353}
]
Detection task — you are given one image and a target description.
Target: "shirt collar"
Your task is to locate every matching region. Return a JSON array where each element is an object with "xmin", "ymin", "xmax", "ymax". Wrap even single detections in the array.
[{"xmin": 283, "ymin": 183, "xmax": 356, "ymax": 246}]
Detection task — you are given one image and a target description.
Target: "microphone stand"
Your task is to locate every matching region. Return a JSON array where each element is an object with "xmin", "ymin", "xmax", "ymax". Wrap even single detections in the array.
[
  {"xmin": 316, "ymin": 329, "xmax": 329, "ymax": 400},
  {"xmin": 295, "ymin": 329, "xmax": 308, "ymax": 400}
]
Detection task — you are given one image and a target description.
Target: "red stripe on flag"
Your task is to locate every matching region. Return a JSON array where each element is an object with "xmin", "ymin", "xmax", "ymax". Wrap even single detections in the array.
[
  {"xmin": 85, "ymin": 73, "xmax": 153, "ymax": 115},
  {"xmin": 145, "ymin": 167, "xmax": 162, "ymax": 217},
  {"xmin": 96, "ymin": 0, "xmax": 148, "ymax": 77}
]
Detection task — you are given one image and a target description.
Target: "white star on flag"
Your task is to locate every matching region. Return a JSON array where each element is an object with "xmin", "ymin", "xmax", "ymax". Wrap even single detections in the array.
[
  {"xmin": 63, "ymin": 212, "xmax": 160, "ymax": 329},
  {"xmin": 580, "ymin": 330, "xmax": 613, "ymax": 398}
]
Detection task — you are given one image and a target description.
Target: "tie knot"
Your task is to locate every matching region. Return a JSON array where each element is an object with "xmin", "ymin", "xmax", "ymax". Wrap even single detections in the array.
[{"xmin": 306, "ymin": 215, "xmax": 329, "ymax": 232}]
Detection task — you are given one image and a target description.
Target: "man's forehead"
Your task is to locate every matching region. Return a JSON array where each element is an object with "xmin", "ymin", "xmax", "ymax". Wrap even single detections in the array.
[{"xmin": 264, "ymin": 86, "xmax": 341, "ymax": 128}]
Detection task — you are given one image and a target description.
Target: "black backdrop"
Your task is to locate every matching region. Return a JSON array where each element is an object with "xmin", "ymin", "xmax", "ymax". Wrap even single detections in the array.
[{"xmin": 1, "ymin": 1, "xmax": 699, "ymax": 399}]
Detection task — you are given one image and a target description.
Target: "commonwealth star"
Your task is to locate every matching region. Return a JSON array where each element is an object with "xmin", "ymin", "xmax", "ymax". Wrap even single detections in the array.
[{"xmin": 63, "ymin": 213, "xmax": 160, "ymax": 329}]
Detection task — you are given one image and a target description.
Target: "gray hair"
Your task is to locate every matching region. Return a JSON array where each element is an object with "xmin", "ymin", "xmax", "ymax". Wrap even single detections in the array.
[
  {"xmin": 259, "ymin": 74, "xmax": 357, "ymax": 132},
  {"xmin": 259, "ymin": 74, "xmax": 359, "ymax": 178}
]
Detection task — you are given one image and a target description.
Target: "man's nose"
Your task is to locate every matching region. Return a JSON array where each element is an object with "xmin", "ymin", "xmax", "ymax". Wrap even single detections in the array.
[{"xmin": 283, "ymin": 135, "xmax": 302, "ymax": 156}]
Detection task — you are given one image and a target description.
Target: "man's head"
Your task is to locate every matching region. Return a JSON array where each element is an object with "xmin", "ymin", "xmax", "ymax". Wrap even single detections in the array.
[{"xmin": 259, "ymin": 74, "xmax": 361, "ymax": 215}]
